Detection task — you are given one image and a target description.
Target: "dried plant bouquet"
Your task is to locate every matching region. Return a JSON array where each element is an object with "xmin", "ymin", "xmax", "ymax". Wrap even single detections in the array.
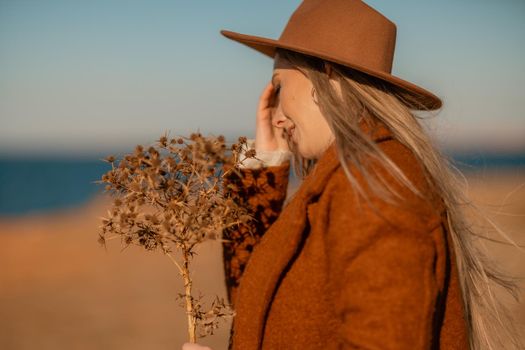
[{"xmin": 96, "ymin": 132, "xmax": 258, "ymax": 343}]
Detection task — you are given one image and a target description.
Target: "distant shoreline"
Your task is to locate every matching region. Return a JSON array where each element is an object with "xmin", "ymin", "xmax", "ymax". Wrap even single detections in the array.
[{"xmin": 1, "ymin": 154, "xmax": 524, "ymax": 216}]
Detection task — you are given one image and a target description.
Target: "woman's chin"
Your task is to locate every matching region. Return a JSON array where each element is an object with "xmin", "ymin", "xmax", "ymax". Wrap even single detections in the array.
[{"xmin": 296, "ymin": 145, "xmax": 314, "ymax": 160}]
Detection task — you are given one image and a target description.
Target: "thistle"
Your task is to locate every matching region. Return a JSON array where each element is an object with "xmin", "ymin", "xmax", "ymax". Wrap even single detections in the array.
[{"xmin": 96, "ymin": 131, "xmax": 257, "ymax": 343}]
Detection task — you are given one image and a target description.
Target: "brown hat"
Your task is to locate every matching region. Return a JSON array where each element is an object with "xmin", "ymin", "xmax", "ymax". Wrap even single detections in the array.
[{"xmin": 220, "ymin": 0, "xmax": 442, "ymax": 110}]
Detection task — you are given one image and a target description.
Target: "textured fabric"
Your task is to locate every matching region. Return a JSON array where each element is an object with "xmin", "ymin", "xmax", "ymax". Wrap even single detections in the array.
[
  {"xmin": 222, "ymin": 160, "xmax": 291, "ymax": 307},
  {"xmin": 222, "ymin": 122, "xmax": 469, "ymax": 349},
  {"xmin": 237, "ymin": 138, "xmax": 293, "ymax": 169}
]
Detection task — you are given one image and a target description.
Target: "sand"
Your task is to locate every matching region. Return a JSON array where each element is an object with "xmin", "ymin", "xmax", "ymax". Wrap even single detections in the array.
[{"xmin": 0, "ymin": 170, "xmax": 524, "ymax": 349}]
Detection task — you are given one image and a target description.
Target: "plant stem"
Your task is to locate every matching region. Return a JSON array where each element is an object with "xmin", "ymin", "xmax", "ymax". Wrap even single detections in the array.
[
  {"xmin": 182, "ymin": 248, "xmax": 197, "ymax": 343},
  {"xmin": 166, "ymin": 250, "xmax": 197, "ymax": 343},
  {"xmin": 165, "ymin": 252, "xmax": 184, "ymax": 276}
]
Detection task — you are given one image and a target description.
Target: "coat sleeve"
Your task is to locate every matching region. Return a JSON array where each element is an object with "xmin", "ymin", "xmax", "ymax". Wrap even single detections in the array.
[
  {"xmin": 323, "ymin": 170, "xmax": 439, "ymax": 349},
  {"xmin": 237, "ymin": 138, "xmax": 293, "ymax": 169},
  {"xmin": 221, "ymin": 160, "xmax": 291, "ymax": 308}
]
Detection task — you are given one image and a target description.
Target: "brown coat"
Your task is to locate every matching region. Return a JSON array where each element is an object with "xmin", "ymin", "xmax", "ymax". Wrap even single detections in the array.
[{"xmin": 222, "ymin": 123, "xmax": 469, "ymax": 349}]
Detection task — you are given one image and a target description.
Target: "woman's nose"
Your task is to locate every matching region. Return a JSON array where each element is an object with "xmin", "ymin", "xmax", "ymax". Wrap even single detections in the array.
[{"xmin": 271, "ymin": 110, "xmax": 289, "ymax": 129}]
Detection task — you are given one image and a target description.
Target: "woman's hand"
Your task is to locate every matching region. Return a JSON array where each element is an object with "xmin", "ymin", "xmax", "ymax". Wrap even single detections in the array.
[
  {"xmin": 255, "ymin": 81, "xmax": 290, "ymax": 153},
  {"xmin": 181, "ymin": 342, "xmax": 213, "ymax": 350}
]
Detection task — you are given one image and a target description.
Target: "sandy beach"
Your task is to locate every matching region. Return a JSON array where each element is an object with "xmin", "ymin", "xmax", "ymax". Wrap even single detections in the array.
[{"xmin": 1, "ymin": 170, "xmax": 524, "ymax": 349}]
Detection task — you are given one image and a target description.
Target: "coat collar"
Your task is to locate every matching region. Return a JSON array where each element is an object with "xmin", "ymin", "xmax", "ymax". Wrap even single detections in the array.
[
  {"xmin": 231, "ymin": 120, "xmax": 395, "ymax": 349},
  {"xmin": 293, "ymin": 119, "xmax": 395, "ymax": 203}
]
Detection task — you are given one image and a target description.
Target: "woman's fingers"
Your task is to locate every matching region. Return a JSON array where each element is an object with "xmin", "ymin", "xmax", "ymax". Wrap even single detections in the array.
[
  {"xmin": 181, "ymin": 342, "xmax": 213, "ymax": 350},
  {"xmin": 255, "ymin": 81, "xmax": 279, "ymax": 152},
  {"xmin": 257, "ymin": 81, "xmax": 276, "ymax": 122},
  {"xmin": 254, "ymin": 80, "xmax": 291, "ymax": 153}
]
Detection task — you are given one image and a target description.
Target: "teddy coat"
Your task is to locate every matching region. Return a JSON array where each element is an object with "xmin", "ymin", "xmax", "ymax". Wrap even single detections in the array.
[{"xmin": 222, "ymin": 122, "xmax": 469, "ymax": 349}]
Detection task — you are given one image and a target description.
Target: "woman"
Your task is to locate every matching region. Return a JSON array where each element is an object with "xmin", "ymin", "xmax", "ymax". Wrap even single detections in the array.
[{"xmin": 184, "ymin": 1, "xmax": 522, "ymax": 349}]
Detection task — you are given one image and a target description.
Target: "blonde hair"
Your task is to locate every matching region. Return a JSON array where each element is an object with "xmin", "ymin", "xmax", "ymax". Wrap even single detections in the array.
[{"xmin": 275, "ymin": 47, "xmax": 524, "ymax": 349}]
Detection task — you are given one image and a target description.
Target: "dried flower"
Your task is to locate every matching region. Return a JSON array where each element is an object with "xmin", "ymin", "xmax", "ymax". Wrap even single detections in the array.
[{"xmin": 96, "ymin": 131, "xmax": 257, "ymax": 343}]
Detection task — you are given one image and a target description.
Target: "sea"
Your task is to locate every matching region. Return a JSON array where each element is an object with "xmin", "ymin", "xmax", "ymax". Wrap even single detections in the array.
[
  {"xmin": 0, "ymin": 157, "xmax": 112, "ymax": 217},
  {"xmin": 0, "ymin": 151, "xmax": 524, "ymax": 217}
]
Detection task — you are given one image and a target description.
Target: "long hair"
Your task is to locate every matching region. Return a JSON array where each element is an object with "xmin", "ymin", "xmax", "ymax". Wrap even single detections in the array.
[{"xmin": 274, "ymin": 47, "xmax": 523, "ymax": 350}]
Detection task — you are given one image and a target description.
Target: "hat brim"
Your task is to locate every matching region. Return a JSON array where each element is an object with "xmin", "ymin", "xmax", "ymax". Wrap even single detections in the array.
[{"xmin": 220, "ymin": 29, "xmax": 442, "ymax": 111}]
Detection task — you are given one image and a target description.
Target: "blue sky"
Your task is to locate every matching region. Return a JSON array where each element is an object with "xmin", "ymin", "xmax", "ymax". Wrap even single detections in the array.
[{"xmin": 1, "ymin": 0, "xmax": 524, "ymax": 156}]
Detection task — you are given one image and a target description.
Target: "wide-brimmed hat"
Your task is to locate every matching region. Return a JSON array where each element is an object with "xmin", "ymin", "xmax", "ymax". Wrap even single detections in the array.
[{"xmin": 220, "ymin": 0, "xmax": 442, "ymax": 110}]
